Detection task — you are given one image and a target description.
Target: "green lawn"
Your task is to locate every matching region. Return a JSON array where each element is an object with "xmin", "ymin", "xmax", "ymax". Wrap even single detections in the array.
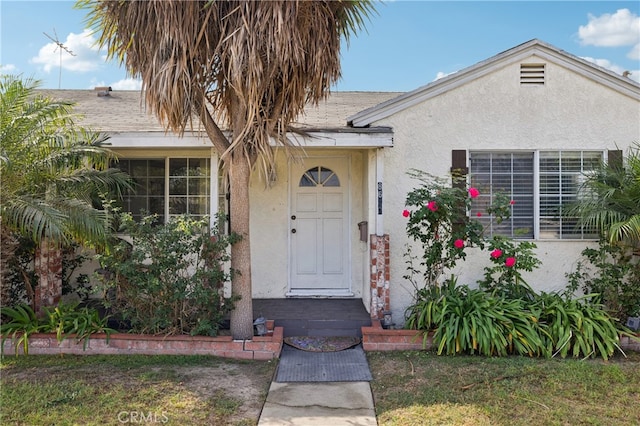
[
  {"xmin": 367, "ymin": 350, "xmax": 640, "ymax": 426},
  {"xmin": 0, "ymin": 355, "xmax": 276, "ymax": 426},
  {"xmin": 3, "ymin": 351, "xmax": 639, "ymax": 425}
]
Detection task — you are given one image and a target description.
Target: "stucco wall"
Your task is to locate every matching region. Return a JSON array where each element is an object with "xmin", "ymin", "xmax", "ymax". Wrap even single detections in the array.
[
  {"xmin": 249, "ymin": 149, "xmax": 368, "ymax": 299},
  {"xmin": 371, "ymin": 54, "xmax": 640, "ymax": 325}
]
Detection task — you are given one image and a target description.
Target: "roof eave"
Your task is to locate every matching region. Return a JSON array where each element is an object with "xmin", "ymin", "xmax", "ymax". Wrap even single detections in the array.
[{"xmin": 348, "ymin": 39, "xmax": 640, "ymax": 128}]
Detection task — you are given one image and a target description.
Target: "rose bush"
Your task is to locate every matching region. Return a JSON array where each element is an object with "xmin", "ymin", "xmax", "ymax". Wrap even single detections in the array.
[
  {"xmin": 402, "ymin": 169, "xmax": 632, "ymax": 360},
  {"xmin": 402, "ymin": 169, "xmax": 521, "ymax": 291}
]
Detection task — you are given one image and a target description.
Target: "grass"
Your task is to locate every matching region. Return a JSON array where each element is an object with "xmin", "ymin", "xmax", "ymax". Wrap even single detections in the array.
[
  {"xmin": 367, "ymin": 350, "xmax": 640, "ymax": 426},
  {"xmin": 3, "ymin": 350, "xmax": 640, "ymax": 425},
  {"xmin": 0, "ymin": 355, "xmax": 277, "ymax": 426}
]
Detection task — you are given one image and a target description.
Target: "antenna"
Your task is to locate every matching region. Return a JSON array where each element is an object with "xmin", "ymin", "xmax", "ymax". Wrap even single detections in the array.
[{"xmin": 43, "ymin": 28, "xmax": 76, "ymax": 89}]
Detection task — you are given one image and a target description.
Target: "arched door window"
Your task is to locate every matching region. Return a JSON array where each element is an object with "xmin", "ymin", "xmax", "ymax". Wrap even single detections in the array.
[{"xmin": 299, "ymin": 166, "xmax": 340, "ymax": 187}]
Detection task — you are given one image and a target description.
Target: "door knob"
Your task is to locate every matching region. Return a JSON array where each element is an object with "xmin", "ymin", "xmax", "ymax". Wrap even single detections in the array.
[{"xmin": 291, "ymin": 229, "xmax": 296, "ymax": 233}]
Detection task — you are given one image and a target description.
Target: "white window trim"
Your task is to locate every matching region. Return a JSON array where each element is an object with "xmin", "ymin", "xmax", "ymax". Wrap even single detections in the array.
[
  {"xmin": 115, "ymin": 152, "xmax": 217, "ymax": 228},
  {"xmin": 469, "ymin": 149, "xmax": 605, "ymax": 241}
]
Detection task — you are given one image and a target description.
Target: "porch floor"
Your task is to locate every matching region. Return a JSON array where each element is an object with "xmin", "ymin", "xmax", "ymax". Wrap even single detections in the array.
[{"xmin": 252, "ymin": 298, "xmax": 372, "ymax": 338}]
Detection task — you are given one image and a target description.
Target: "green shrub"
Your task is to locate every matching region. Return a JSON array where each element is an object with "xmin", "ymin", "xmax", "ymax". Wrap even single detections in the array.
[
  {"xmin": 96, "ymin": 214, "xmax": 238, "ymax": 336},
  {"xmin": 533, "ymin": 292, "xmax": 624, "ymax": 360},
  {"xmin": 405, "ymin": 280, "xmax": 626, "ymax": 360},
  {"xmin": 478, "ymin": 235, "xmax": 541, "ymax": 300},
  {"xmin": 1, "ymin": 303, "xmax": 114, "ymax": 355},
  {"xmin": 406, "ymin": 278, "xmax": 541, "ymax": 357},
  {"xmin": 402, "ymin": 171, "xmax": 488, "ymax": 288},
  {"xmin": 401, "ymin": 168, "xmax": 629, "ymax": 360},
  {"xmin": 0, "ymin": 305, "xmax": 44, "ymax": 355},
  {"xmin": 567, "ymin": 239, "xmax": 640, "ymax": 320}
]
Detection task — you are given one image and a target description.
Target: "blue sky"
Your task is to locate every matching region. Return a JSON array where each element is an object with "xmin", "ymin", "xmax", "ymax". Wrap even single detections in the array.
[{"xmin": 1, "ymin": 1, "xmax": 639, "ymax": 92}]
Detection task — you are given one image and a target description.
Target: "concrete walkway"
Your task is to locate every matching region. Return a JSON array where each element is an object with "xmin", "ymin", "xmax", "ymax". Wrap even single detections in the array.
[
  {"xmin": 257, "ymin": 381, "xmax": 377, "ymax": 426},
  {"xmin": 257, "ymin": 344, "xmax": 377, "ymax": 425}
]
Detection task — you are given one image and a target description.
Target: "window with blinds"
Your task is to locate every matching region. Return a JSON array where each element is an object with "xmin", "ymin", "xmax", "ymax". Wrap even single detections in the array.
[
  {"xmin": 469, "ymin": 150, "xmax": 603, "ymax": 240},
  {"xmin": 470, "ymin": 152, "xmax": 535, "ymax": 238}
]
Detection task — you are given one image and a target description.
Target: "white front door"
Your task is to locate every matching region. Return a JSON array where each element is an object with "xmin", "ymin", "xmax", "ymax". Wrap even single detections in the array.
[{"xmin": 289, "ymin": 157, "xmax": 351, "ymax": 296}]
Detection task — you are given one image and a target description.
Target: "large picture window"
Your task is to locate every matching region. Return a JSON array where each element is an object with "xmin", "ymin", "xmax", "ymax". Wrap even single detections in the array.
[
  {"xmin": 115, "ymin": 157, "xmax": 210, "ymax": 223},
  {"xmin": 469, "ymin": 150, "xmax": 603, "ymax": 240}
]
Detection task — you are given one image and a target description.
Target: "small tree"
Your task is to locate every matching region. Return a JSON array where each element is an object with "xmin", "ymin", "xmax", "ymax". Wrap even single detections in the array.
[
  {"xmin": 0, "ymin": 75, "xmax": 132, "ymax": 313},
  {"xmin": 565, "ymin": 144, "xmax": 640, "ymax": 321},
  {"xmin": 79, "ymin": 0, "xmax": 377, "ymax": 339}
]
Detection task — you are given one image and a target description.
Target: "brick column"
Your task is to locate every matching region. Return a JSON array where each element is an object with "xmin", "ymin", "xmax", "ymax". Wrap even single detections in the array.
[
  {"xmin": 34, "ymin": 239, "xmax": 63, "ymax": 315},
  {"xmin": 370, "ymin": 234, "xmax": 390, "ymax": 320}
]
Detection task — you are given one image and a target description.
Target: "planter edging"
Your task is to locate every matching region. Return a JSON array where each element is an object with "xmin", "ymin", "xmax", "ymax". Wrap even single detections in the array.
[
  {"xmin": 362, "ymin": 320, "xmax": 640, "ymax": 353},
  {"xmin": 1, "ymin": 321, "xmax": 283, "ymax": 360},
  {"xmin": 362, "ymin": 320, "xmax": 432, "ymax": 351}
]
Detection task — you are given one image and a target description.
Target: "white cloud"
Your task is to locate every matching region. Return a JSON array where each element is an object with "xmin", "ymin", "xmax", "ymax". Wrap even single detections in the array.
[
  {"xmin": 581, "ymin": 56, "xmax": 640, "ymax": 83},
  {"xmin": 0, "ymin": 64, "xmax": 17, "ymax": 73},
  {"xmin": 31, "ymin": 29, "xmax": 104, "ymax": 73},
  {"xmin": 579, "ymin": 9, "xmax": 640, "ymax": 46},
  {"xmin": 110, "ymin": 78, "xmax": 143, "ymax": 91},
  {"xmin": 578, "ymin": 9, "xmax": 640, "ymax": 60}
]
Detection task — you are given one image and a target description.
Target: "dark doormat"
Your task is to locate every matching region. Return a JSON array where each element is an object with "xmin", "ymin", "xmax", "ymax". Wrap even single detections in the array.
[
  {"xmin": 284, "ymin": 336, "xmax": 361, "ymax": 352},
  {"xmin": 275, "ymin": 343, "xmax": 373, "ymax": 382}
]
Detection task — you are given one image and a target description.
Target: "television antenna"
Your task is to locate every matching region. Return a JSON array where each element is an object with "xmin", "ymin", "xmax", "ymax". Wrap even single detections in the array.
[{"xmin": 43, "ymin": 28, "xmax": 76, "ymax": 89}]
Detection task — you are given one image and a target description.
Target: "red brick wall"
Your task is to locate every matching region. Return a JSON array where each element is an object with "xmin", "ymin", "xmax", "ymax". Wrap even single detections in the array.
[
  {"xmin": 370, "ymin": 234, "xmax": 390, "ymax": 320},
  {"xmin": 2, "ymin": 323, "xmax": 283, "ymax": 360}
]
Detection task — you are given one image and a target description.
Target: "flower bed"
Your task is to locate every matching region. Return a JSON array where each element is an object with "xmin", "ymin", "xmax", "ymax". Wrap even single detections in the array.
[
  {"xmin": 362, "ymin": 320, "xmax": 640, "ymax": 353},
  {"xmin": 2, "ymin": 321, "xmax": 283, "ymax": 360}
]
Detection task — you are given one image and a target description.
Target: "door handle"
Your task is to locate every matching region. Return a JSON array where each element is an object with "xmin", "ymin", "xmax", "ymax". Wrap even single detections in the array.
[
  {"xmin": 291, "ymin": 215, "xmax": 296, "ymax": 220},
  {"xmin": 291, "ymin": 229, "xmax": 296, "ymax": 233}
]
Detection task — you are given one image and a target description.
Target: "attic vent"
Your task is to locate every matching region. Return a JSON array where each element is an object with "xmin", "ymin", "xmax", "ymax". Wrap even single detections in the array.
[{"xmin": 520, "ymin": 63, "xmax": 545, "ymax": 85}]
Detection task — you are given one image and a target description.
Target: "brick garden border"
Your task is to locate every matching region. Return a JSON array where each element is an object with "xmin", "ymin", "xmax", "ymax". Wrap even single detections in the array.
[
  {"xmin": 362, "ymin": 320, "xmax": 432, "ymax": 351},
  {"xmin": 362, "ymin": 320, "xmax": 640, "ymax": 353},
  {"xmin": 1, "ymin": 321, "xmax": 283, "ymax": 360}
]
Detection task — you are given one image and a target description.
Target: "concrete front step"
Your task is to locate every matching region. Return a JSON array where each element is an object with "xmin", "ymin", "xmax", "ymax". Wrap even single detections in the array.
[
  {"xmin": 276, "ymin": 319, "xmax": 371, "ymax": 338},
  {"xmin": 253, "ymin": 298, "xmax": 372, "ymax": 338}
]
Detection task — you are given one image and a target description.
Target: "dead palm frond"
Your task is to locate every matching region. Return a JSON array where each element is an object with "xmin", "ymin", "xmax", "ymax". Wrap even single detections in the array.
[
  {"xmin": 79, "ymin": 0, "xmax": 375, "ymax": 177},
  {"xmin": 77, "ymin": 0, "xmax": 376, "ymax": 339}
]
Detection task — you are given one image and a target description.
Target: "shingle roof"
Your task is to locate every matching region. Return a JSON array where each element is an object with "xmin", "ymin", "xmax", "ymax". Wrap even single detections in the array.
[{"xmin": 38, "ymin": 89, "xmax": 401, "ymax": 133}]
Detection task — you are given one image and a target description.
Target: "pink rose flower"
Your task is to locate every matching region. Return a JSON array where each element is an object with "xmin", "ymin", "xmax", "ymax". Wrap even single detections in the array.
[
  {"xmin": 454, "ymin": 239, "xmax": 465, "ymax": 249},
  {"xmin": 468, "ymin": 187, "xmax": 480, "ymax": 198},
  {"xmin": 510, "ymin": 200, "xmax": 516, "ymax": 205},
  {"xmin": 402, "ymin": 209, "xmax": 410, "ymax": 217},
  {"xmin": 490, "ymin": 249, "xmax": 503, "ymax": 259},
  {"xmin": 505, "ymin": 257, "xmax": 516, "ymax": 268},
  {"xmin": 476, "ymin": 212, "xmax": 482, "ymax": 217},
  {"xmin": 427, "ymin": 201, "xmax": 438, "ymax": 212}
]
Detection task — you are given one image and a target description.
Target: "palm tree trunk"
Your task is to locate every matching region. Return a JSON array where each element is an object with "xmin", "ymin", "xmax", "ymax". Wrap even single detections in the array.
[
  {"xmin": 228, "ymin": 154, "xmax": 255, "ymax": 340},
  {"xmin": 34, "ymin": 237, "xmax": 63, "ymax": 315}
]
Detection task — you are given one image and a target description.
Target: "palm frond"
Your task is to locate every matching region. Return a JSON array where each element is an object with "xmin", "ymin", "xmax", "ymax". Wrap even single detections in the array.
[
  {"xmin": 1, "ymin": 74, "xmax": 133, "ymax": 246},
  {"xmin": 78, "ymin": 0, "xmax": 376, "ymax": 180}
]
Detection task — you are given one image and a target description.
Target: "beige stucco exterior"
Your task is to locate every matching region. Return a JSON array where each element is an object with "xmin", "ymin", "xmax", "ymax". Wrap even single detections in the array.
[
  {"xmin": 55, "ymin": 40, "xmax": 640, "ymax": 325},
  {"xmin": 248, "ymin": 148, "xmax": 371, "ymax": 300},
  {"xmin": 356, "ymin": 49, "xmax": 640, "ymax": 324}
]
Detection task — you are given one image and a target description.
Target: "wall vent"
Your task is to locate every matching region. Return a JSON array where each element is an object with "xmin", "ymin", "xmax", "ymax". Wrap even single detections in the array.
[{"xmin": 520, "ymin": 63, "xmax": 545, "ymax": 85}]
